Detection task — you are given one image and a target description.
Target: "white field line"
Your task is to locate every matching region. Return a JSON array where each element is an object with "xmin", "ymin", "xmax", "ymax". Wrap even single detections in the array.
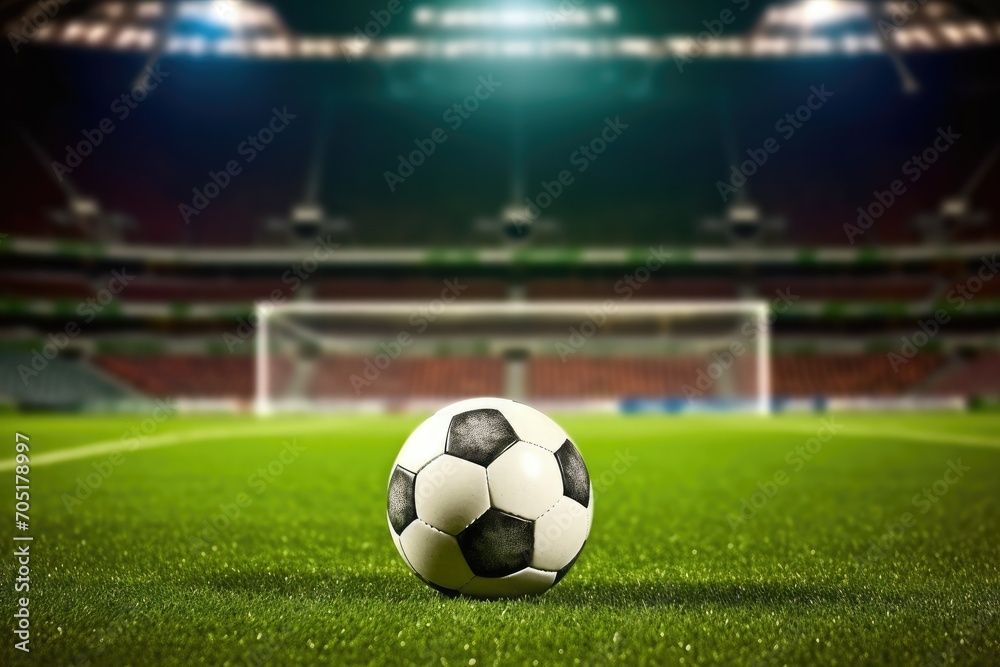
[
  {"xmin": 2, "ymin": 419, "xmax": 999, "ymax": 473},
  {"xmin": 705, "ymin": 420, "xmax": 1000, "ymax": 450},
  {"xmin": 0, "ymin": 421, "xmax": 346, "ymax": 472}
]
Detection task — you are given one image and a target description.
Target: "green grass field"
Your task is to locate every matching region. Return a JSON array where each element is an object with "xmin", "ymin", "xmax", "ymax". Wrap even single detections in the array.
[{"xmin": 1, "ymin": 412, "xmax": 998, "ymax": 666}]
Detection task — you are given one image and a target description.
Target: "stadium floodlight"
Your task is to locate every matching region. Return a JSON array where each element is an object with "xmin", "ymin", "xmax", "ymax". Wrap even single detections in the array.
[
  {"xmin": 701, "ymin": 106, "xmax": 786, "ymax": 246},
  {"xmin": 255, "ymin": 301, "xmax": 773, "ymax": 417},
  {"xmin": 16, "ymin": 127, "xmax": 133, "ymax": 241},
  {"xmin": 802, "ymin": 0, "xmax": 862, "ymax": 25},
  {"xmin": 136, "ymin": 2, "xmax": 165, "ymax": 19},
  {"xmin": 762, "ymin": 0, "xmax": 870, "ymax": 30},
  {"xmin": 19, "ymin": 0, "xmax": 1000, "ymax": 60},
  {"xmin": 474, "ymin": 109, "xmax": 560, "ymax": 243},
  {"xmin": 263, "ymin": 96, "xmax": 352, "ymax": 243},
  {"xmin": 474, "ymin": 203, "xmax": 560, "ymax": 243},
  {"xmin": 913, "ymin": 142, "xmax": 999, "ymax": 241},
  {"xmin": 412, "ymin": 4, "xmax": 620, "ymax": 29},
  {"xmin": 68, "ymin": 197, "xmax": 101, "ymax": 218},
  {"xmin": 755, "ymin": 0, "xmax": 930, "ymax": 92},
  {"xmin": 701, "ymin": 198, "xmax": 786, "ymax": 246},
  {"xmin": 177, "ymin": 0, "xmax": 283, "ymax": 30}
]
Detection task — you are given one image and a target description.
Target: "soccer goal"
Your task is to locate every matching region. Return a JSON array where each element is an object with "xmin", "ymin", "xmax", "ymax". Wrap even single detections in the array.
[{"xmin": 255, "ymin": 301, "xmax": 772, "ymax": 416}]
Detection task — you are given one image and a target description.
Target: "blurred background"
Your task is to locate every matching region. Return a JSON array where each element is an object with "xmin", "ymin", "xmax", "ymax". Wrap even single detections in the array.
[{"xmin": 2, "ymin": 0, "xmax": 999, "ymax": 414}]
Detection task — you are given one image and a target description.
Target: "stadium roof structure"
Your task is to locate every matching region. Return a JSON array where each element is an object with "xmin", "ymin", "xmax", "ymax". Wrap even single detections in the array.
[{"xmin": 14, "ymin": 0, "xmax": 1000, "ymax": 60}]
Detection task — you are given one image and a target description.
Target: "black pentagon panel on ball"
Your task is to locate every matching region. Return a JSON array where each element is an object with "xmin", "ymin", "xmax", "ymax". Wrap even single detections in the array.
[
  {"xmin": 387, "ymin": 466, "xmax": 418, "ymax": 536},
  {"xmin": 457, "ymin": 509, "xmax": 534, "ymax": 577},
  {"xmin": 445, "ymin": 409, "xmax": 519, "ymax": 467},
  {"xmin": 554, "ymin": 440, "xmax": 591, "ymax": 508}
]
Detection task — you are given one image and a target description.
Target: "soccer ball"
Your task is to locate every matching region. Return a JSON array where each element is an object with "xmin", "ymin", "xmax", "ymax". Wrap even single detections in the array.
[{"xmin": 386, "ymin": 397, "xmax": 593, "ymax": 598}]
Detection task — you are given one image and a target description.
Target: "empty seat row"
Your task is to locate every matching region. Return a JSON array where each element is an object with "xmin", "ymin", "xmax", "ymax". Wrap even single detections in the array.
[
  {"xmin": 3, "ymin": 276, "xmax": 968, "ymax": 303},
  {"xmin": 87, "ymin": 352, "xmax": 966, "ymax": 400}
]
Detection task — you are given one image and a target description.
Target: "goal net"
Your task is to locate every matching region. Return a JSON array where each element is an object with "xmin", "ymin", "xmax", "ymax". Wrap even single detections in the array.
[{"xmin": 255, "ymin": 301, "xmax": 771, "ymax": 415}]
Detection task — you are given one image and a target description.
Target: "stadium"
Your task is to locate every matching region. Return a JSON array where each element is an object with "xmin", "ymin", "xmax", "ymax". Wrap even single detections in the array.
[{"xmin": 1, "ymin": 0, "xmax": 999, "ymax": 664}]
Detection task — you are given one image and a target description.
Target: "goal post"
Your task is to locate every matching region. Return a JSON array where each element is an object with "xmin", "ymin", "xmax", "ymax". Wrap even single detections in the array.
[{"xmin": 255, "ymin": 300, "xmax": 772, "ymax": 416}]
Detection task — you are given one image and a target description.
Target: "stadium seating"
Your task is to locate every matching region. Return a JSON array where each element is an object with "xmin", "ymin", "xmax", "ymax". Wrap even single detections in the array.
[
  {"xmin": 312, "ymin": 280, "xmax": 508, "ymax": 300},
  {"xmin": 87, "ymin": 352, "xmax": 989, "ymax": 400},
  {"xmin": 525, "ymin": 280, "xmax": 737, "ymax": 300},
  {"xmin": 0, "ymin": 353, "xmax": 130, "ymax": 408},
  {"xmin": 96, "ymin": 355, "xmax": 291, "ymax": 399},
  {"xmin": 924, "ymin": 354, "xmax": 1000, "ymax": 396},
  {"xmin": 529, "ymin": 353, "xmax": 945, "ymax": 399},
  {"xmin": 12, "ymin": 272, "xmax": 999, "ymax": 305},
  {"xmin": 0, "ymin": 275, "xmax": 474, "ymax": 304},
  {"xmin": 308, "ymin": 357, "xmax": 504, "ymax": 398},
  {"xmin": 771, "ymin": 353, "xmax": 945, "ymax": 396},
  {"xmin": 97, "ymin": 355, "xmax": 502, "ymax": 400},
  {"xmin": 122, "ymin": 278, "xmax": 287, "ymax": 303},
  {"xmin": 757, "ymin": 278, "xmax": 935, "ymax": 301},
  {"xmin": 529, "ymin": 357, "xmax": 706, "ymax": 398},
  {"xmin": 0, "ymin": 272, "xmax": 94, "ymax": 300},
  {"xmin": 952, "ymin": 275, "xmax": 1000, "ymax": 298}
]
